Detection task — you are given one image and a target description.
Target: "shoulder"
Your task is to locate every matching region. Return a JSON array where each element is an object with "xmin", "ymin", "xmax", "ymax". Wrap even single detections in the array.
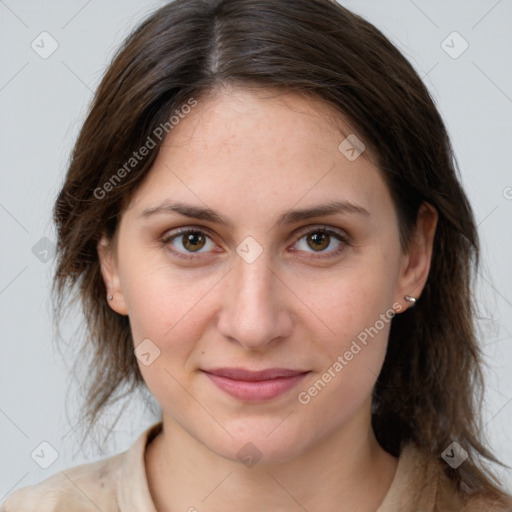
[
  {"xmin": 448, "ymin": 488, "xmax": 512, "ymax": 512},
  {"xmin": 453, "ymin": 489, "xmax": 512, "ymax": 512},
  {"xmin": 0, "ymin": 421, "xmax": 162, "ymax": 512},
  {"xmin": 0, "ymin": 451, "xmax": 126, "ymax": 512},
  {"xmin": 392, "ymin": 443, "xmax": 512, "ymax": 512},
  {"xmin": 429, "ymin": 459, "xmax": 512, "ymax": 511},
  {"xmin": 464, "ymin": 499, "xmax": 512, "ymax": 512}
]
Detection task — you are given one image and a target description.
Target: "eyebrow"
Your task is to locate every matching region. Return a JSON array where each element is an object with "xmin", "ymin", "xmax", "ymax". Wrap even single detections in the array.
[{"xmin": 139, "ymin": 199, "xmax": 370, "ymax": 228}]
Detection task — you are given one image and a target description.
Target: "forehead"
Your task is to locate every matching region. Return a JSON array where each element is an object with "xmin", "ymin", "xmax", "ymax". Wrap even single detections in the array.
[
  {"xmin": 125, "ymin": 85, "xmax": 390, "ymax": 224},
  {"xmin": 160, "ymin": 85, "xmax": 365, "ymax": 166}
]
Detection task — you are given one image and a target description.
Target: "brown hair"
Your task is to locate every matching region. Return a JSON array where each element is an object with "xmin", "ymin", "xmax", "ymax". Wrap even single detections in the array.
[{"xmin": 52, "ymin": 0, "xmax": 512, "ymax": 505}]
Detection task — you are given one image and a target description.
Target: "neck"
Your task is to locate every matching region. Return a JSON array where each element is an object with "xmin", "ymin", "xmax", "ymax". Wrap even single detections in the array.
[{"xmin": 145, "ymin": 405, "xmax": 398, "ymax": 512}]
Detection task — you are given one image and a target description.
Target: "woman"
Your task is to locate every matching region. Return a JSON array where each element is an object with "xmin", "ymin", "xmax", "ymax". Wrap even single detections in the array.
[{"xmin": 2, "ymin": 0, "xmax": 511, "ymax": 510}]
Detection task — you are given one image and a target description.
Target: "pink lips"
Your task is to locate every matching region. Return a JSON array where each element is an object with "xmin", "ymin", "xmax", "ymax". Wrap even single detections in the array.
[{"xmin": 202, "ymin": 367, "xmax": 309, "ymax": 402}]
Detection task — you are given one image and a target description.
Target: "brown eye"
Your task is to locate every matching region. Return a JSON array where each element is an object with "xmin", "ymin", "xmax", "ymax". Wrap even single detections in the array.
[
  {"xmin": 306, "ymin": 232, "xmax": 330, "ymax": 251},
  {"xmin": 182, "ymin": 231, "xmax": 206, "ymax": 252},
  {"xmin": 163, "ymin": 229, "xmax": 215, "ymax": 258},
  {"xmin": 293, "ymin": 227, "xmax": 349, "ymax": 259}
]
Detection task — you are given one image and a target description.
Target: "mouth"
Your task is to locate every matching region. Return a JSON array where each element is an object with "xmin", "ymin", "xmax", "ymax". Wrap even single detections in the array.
[{"xmin": 201, "ymin": 367, "xmax": 310, "ymax": 402}]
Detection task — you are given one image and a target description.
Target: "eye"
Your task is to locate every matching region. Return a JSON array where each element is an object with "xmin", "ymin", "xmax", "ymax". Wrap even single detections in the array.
[
  {"xmin": 161, "ymin": 228, "xmax": 216, "ymax": 259},
  {"xmin": 292, "ymin": 226, "xmax": 349, "ymax": 258},
  {"xmin": 160, "ymin": 225, "xmax": 350, "ymax": 261}
]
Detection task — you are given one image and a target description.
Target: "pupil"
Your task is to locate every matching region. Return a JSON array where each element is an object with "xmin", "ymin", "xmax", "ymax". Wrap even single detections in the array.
[
  {"xmin": 184, "ymin": 232, "xmax": 204, "ymax": 251},
  {"xmin": 309, "ymin": 232, "xmax": 328, "ymax": 251}
]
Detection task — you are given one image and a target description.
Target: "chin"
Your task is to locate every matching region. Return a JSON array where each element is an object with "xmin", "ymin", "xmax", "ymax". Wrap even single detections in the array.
[{"xmin": 206, "ymin": 420, "xmax": 310, "ymax": 466}]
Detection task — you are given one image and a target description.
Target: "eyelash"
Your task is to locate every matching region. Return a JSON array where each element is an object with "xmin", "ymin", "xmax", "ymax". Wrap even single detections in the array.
[{"xmin": 159, "ymin": 226, "xmax": 351, "ymax": 261}]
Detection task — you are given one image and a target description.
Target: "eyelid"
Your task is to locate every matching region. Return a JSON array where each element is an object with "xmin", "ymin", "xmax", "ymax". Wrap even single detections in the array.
[
  {"xmin": 293, "ymin": 224, "xmax": 348, "ymax": 239},
  {"xmin": 159, "ymin": 226, "xmax": 218, "ymax": 260},
  {"xmin": 162, "ymin": 225, "xmax": 216, "ymax": 239},
  {"xmin": 289, "ymin": 225, "xmax": 350, "ymax": 259},
  {"xmin": 160, "ymin": 225, "xmax": 217, "ymax": 244},
  {"xmin": 160, "ymin": 224, "xmax": 350, "ymax": 259}
]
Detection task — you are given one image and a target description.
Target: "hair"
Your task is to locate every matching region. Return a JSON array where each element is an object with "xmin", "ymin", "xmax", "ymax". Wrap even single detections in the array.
[{"xmin": 52, "ymin": 0, "xmax": 511, "ymax": 506}]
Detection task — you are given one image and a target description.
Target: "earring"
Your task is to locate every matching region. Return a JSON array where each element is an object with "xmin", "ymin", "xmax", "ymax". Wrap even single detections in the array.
[
  {"xmin": 108, "ymin": 295, "xmax": 113, "ymax": 301},
  {"xmin": 404, "ymin": 295, "xmax": 416, "ymax": 306}
]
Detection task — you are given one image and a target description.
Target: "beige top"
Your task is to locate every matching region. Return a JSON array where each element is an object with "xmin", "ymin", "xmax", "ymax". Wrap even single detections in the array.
[{"xmin": 1, "ymin": 421, "xmax": 509, "ymax": 511}]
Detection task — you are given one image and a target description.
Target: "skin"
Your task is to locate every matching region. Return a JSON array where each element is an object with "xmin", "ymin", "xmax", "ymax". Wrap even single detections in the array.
[{"xmin": 98, "ymin": 84, "xmax": 437, "ymax": 512}]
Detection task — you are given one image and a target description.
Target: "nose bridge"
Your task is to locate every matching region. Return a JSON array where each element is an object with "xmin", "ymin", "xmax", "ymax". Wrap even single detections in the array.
[
  {"xmin": 217, "ymin": 247, "xmax": 292, "ymax": 349},
  {"xmin": 236, "ymin": 249, "xmax": 275, "ymax": 305}
]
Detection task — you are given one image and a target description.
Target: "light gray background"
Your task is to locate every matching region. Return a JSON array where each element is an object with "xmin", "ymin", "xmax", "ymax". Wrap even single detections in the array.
[{"xmin": 1, "ymin": 0, "xmax": 511, "ymax": 500}]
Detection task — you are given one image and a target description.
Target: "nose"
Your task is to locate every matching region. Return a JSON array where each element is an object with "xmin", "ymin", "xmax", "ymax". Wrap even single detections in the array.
[{"xmin": 216, "ymin": 249, "xmax": 294, "ymax": 351}]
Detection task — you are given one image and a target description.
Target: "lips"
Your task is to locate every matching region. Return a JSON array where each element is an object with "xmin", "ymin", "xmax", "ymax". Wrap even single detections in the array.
[
  {"xmin": 203, "ymin": 367, "xmax": 307, "ymax": 381},
  {"xmin": 201, "ymin": 367, "xmax": 310, "ymax": 402}
]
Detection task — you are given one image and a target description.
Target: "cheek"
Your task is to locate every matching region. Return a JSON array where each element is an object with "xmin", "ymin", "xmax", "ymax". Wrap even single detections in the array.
[
  {"xmin": 118, "ymin": 254, "xmax": 229, "ymax": 406},
  {"xmin": 302, "ymin": 258, "xmax": 398, "ymax": 343},
  {"xmin": 295, "ymin": 262, "xmax": 398, "ymax": 405},
  {"xmin": 295, "ymin": 294, "xmax": 392, "ymax": 435},
  {"xmin": 119, "ymin": 244, "xmax": 217, "ymax": 342},
  {"xmin": 122, "ymin": 261, "xmax": 219, "ymax": 411}
]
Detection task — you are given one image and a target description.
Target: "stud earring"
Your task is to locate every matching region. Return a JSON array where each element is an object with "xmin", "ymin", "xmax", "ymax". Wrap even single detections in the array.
[
  {"xmin": 404, "ymin": 295, "xmax": 416, "ymax": 306},
  {"xmin": 108, "ymin": 295, "xmax": 113, "ymax": 301}
]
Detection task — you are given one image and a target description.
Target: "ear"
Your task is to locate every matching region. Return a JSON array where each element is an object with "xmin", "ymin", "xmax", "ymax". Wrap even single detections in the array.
[
  {"xmin": 97, "ymin": 233, "xmax": 128, "ymax": 315},
  {"xmin": 394, "ymin": 202, "xmax": 438, "ymax": 311}
]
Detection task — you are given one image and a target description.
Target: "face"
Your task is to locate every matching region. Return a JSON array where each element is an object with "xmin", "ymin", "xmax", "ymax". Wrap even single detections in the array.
[{"xmin": 99, "ymin": 85, "xmax": 435, "ymax": 464}]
